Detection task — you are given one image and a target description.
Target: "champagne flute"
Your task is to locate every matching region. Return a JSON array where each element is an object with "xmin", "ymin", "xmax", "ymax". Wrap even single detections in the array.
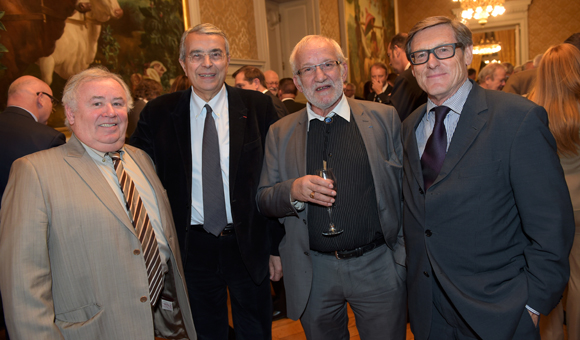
[{"xmin": 317, "ymin": 161, "xmax": 343, "ymax": 236}]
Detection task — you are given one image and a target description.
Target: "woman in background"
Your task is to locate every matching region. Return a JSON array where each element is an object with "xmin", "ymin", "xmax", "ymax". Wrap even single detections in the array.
[{"xmin": 529, "ymin": 43, "xmax": 580, "ymax": 340}]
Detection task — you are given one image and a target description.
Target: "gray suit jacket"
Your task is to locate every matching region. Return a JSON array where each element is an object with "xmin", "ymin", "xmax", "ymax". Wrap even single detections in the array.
[
  {"xmin": 402, "ymin": 83, "xmax": 574, "ymax": 340},
  {"xmin": 257, "ymin": 97, "xmax": 405, "ymax": 319},
  {"xmin": 0, "ymin": 135, "xmax": 196, "ymax": 340}
]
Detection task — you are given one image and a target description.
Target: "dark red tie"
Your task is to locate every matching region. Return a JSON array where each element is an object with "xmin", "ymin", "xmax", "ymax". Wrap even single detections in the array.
[{"xmin": 421, "ymin": 106, "xmax": 451, "ymax": 190}]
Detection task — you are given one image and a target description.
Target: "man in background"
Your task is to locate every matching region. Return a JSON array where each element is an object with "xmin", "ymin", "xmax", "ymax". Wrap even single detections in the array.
[
  {"xmin": 343, "ymin": 82, "xmax": 363, "ymax": 100},
  {"xmin": 503, "ymin": 54, "xmax": 543, "ymax": 96},
  {"xmin": 0, "ymin": 75, "xmax": 65, "ymax": 340},
  {"xmin": 383, "ymin": 33, "xmax": 428, "ymax": 121},
  {"xmin": 234, "ymin": 65, "xmax": 290, "ymax": 118},
  {"xmin": 367, "ymin": 62, "xmax": 392, "ymax": 102},
  {"xmin": 278, "ymin": 77, "xmax": 306, "ymax": 113},
  {"xmin": 477, "ymin": 63, "xmax": 507, "ymax": 91},
  {"xmin": 265, "ymin": 70, "xmax": 280, "ymax": 94},
  {"xmin": 468, "ymin": 68, "xmax": 477, "ymax": 80}
]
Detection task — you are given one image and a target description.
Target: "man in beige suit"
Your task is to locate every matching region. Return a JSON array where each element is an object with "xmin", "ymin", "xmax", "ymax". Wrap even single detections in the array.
[{"xmin": 0, "ymin": 67, "xmax": 196, "ymax": 340}]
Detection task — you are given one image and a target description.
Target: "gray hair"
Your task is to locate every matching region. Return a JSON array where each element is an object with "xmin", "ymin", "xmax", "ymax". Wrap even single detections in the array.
[
  {"xmin": 477, "ymin": 63, "xmax": 506, "ymax": 84},
  {"xmin": 405, "ymin": 16, "xmax": 473, "ymax": 58},
  {"xmin": 63, "ymin": 66, "xmax": 134, "ymax": 126},
  {"xmin": 289, "ymin": 35, "xmax": 347, "ymax": 74},
  {"xmin": 179, "ymin": 23, "xmax": 230, "ymax": 62}
]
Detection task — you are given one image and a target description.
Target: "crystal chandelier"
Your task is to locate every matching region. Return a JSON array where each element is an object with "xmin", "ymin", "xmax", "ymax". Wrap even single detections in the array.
[{"xmin": 452, "ymin": 0, "xmax": 506, "ymax": 25}]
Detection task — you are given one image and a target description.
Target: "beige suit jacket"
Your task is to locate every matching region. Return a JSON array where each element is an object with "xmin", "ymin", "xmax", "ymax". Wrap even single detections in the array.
[{"xmin": 0, "ymin": 135, "xmax": 196, "ymax": 340}]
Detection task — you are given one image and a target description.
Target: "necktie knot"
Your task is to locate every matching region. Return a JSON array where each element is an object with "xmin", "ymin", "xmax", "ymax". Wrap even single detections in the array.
[
  {"xmin": 433, "ymin": 105, "xmax": 451, "ymax": 124},
  {"xmin": 108, "ymin": 151, "xmax": 122, "ymax": 170}
]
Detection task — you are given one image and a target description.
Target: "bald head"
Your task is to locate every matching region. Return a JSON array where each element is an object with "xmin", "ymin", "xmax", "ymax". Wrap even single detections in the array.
[
  {"xmin": 7, "ymin": 76, "xmax": 54, "ymax": 124},
  {"xmin": 264, "ymin": 70, "xmax": 279, "ymax": 93}
]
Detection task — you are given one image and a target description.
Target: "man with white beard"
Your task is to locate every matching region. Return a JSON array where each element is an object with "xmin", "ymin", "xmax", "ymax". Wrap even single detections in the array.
[{"xmin": 256, "ymin": 35, "xmax": 407, "ymax": 340}]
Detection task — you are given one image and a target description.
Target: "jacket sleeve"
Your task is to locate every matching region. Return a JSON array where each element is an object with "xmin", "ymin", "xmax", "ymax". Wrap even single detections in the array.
[{"xmin": 0, "ymin": 158, "xmax": 65, "ymax": 339}]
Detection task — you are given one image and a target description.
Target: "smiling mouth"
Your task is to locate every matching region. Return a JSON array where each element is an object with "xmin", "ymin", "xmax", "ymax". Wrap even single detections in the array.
[
  {"xmin": 100, "ymin": 123, "xmax": 117, "ymax": 127},
  {"xmin": 199, "ymin": 74, "xmax": 216, "ymax": 78},
  {"xmin": 316, "ymin": 84, "xmax": 332, "ymax": 92}
]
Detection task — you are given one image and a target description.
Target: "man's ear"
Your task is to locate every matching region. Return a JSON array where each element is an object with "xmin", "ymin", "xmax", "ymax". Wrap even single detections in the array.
[
  {"xmin": 64, "ymin": 105, "xmax": 75, "ymax": 126},
  {"xmin": 252, "ymin": 78, "xmax": 261, "ymax": 91},
  {"xmin": 293, "ymin": 76, "xmax": 303, "ymax": 93}
]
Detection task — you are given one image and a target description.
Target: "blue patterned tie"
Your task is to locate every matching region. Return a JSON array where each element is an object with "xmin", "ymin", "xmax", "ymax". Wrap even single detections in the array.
[
  {"xmin": 421, "ymin": 106, "xmax": 451, "ymax": 190},
  {"xmin": 202, "ymin": 104, "xmax": 228, "ymax": 236}
]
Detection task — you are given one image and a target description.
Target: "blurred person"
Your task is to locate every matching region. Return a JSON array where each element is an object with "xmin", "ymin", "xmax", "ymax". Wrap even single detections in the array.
[
  {"xmin": 367, "ymin": 62, "xmax": 392, "ymax": 101},
  {"xmin": 402, "ymin": 16, "xmax": 573, "ymax": 340},
  {"xmin": 363, "ymin": 80, "xmax": 372, "ymax": 100},
  {"xmin": 130, "ymin": 23, "xmax": 280, "ymax": 340},
  {"xmin": 503, "ymin": 62, "xmax": 514, "ymax": 79},
  {"xmin": 278, "ymin": 77, "xmax": 306, "ymax": 113},
  {"xmin": 565, "ymin": 33, "xmax": 580, "ymax": 51},
  {"xmin": 257, "ymin": 34, "xmax": 406, "ymax": 340},
  {"xmin": 468, "ymin": 68, "xmax": 477, "ymax": 80},
  {"xmin": 233, "ymin": 65, "xmax": 290, "ymax": 118},
  {"xmin": 343, "ymin": 82, "xmax": 363, "ymax": 100},
  {"xmin": 0, "ymin": 67, "xmax": 196, "ymax": 339},
  {"xmin": 382, "ymin": 33, "xmax": 428, "ymax": 121},
  {"xmin": 477, "ymin": 63, "xmax": 507, "ymax": 90},
  {"xmin": 171, "ymin": 74, "xmax": 192, "ymax": 93},
  {"xmin": 127, "ymin": 78, "xmax": 163, "ymax": 138},
  {"xmin": 387, "ymin": 72, "xmax": 398, "ymax": 87},
  {"xmin": 529, "ymin": 43, "xmax": 580, "ymax": 340},
  {"xmin": 264, "ymin": 70, "xmax": 280, "ymax": 94}
]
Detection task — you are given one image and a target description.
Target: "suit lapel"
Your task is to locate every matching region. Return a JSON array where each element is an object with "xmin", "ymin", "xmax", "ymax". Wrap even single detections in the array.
[
  {"xmin": 292, "ymin": 110, "xmax": 309, "ymax": 177},
  {"xmin": 405, "ymin": 105, "xmax": 427, "ymax": 190},
  {"xmin": 63, "ymin": 135, "xmax": 134, "ymax": 233},
  {"xmin": 435, "ymin": 85, "xmax": 488, "ymax": 185},
  {"xmin": 171, "ymin": 89, "xmax": 194, "ymax": 198},
  {"xmin": 226, "ymin": 85, "xmax": 248, "ymax": 193}
]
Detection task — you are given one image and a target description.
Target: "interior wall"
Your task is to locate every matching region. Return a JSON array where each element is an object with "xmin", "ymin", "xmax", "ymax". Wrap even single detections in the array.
[
  {"xmin": 397, "ymin": 0, "xmax": 580, "ymax": 64},
  {"xmin": 319, "ymin": 0, "xmax": 342, "ymax": 44},
  {"xmin": 199, "ymin": 0, "xmax": 259, "ymax": 60}
]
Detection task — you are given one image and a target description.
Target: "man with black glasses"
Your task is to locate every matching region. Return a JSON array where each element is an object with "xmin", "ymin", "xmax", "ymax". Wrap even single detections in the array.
[
  {"xmin": 257, "ymin": 35, "xmax": 406, "ymax": 340},
  {"xmin": 402, "ymin": 16, "xmax": 574, "ymax": 340}
]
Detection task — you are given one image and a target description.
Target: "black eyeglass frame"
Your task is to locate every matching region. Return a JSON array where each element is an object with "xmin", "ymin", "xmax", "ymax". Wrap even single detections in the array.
[
  {"xmin": 407, "ymin": 42, "xmax": 465, "ymax": 65},
  {"xmin": 36, "ymin": 91, "xmax": 60, "ymax": 105}
]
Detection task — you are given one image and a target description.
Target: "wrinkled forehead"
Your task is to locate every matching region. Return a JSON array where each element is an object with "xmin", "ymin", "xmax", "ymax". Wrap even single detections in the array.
[
  {"xmin": 410, "ymin": 25, "xmax": 456, "ymax": 51},
  {"xmin": 296, "ymin": 40, "xmax": 338, "ymax": 66}
]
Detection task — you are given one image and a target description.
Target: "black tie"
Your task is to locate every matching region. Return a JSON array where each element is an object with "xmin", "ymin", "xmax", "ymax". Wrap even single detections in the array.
[
  {"xmin": 421, "ymin": 106, "xmax": 451, "ymax": 190},
  {"xmin": 202, "ymin": 104, "xmax": 228, "ymax": 236}
]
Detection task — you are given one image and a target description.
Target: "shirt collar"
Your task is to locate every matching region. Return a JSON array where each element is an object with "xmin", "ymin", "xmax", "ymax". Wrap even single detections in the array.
[
  {"xmin": 190, "ymin": 84, "xmax": 227, "ymax": 118},
  {"xmin": 425, "ymin": 79, "xmax": 472, "ymax": 115},
  {"xmin": 306, "ymin": 94, "xmax": 350, "ymax": 131}
]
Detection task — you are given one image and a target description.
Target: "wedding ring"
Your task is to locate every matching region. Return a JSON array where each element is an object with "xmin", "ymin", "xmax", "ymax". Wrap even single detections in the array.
[{"xmin": 310, "ymin": 191, "xmax": 315, "ymax": 199}]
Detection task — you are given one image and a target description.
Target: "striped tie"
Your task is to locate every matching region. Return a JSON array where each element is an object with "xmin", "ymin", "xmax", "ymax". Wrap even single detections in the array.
[{"xmin": 110, "ymin": 151, "xmax": 164, "ymax": 306}]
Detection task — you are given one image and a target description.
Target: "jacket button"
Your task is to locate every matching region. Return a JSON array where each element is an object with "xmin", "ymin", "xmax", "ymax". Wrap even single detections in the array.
[
  {"xmin": 303, "ymin": 219, "xmax": 307, "ymax": 224},
  {"xmin": 419, "ymin": 188, "xmax": 424, "ymax": 194},
  {"xmin": 304, "ymin": 251, "xmax": 309, "ymax": 256},
  {"xmin": 425, "ymin": 230, "xmax": 432, "ymax": 237},
  {"xmin": 140, "ymin": 296, "xmax": 147, "ymax": 303},
  {"xmin": 423, "ymin": 271, "xmax": 429, "ymax": 277},
  {"xmin": 133, "ymin": 249, "xmax": 141, "ymax": 255}
]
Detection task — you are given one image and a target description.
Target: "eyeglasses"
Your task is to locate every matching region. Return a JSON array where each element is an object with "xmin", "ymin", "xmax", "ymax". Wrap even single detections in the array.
[
  {"xmin": 296, "ymin": 60, "xmax": 341, "ymax": 77},
  {"xmin": 187, "ymin": 51, "xmax": 226, "ymax": 63},
  {"xmin": 36, "ymin": 92, "xmax": 59, "ymax": 105},
  {"xmin": 407, "ymin": 43, "xmax": 464, "ymax": 65}
]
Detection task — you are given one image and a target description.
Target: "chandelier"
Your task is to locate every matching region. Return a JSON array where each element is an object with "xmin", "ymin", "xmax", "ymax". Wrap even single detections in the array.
[
  {"xmin": 473, "ymin": 34, "xmax": 501, "ymax": 55},
  {"xmin": 452, "ymin": 0, "xmax": 506, "ymax": 25}
]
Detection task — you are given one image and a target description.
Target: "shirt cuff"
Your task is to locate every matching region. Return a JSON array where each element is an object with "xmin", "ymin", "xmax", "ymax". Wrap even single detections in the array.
[
  {"xmin": 291, "ymin": 200, "xmax": 305, "ymax": 211},
  {"xmin": 525, "ymin": 305, "xmax": 540, "ymax": 315}
]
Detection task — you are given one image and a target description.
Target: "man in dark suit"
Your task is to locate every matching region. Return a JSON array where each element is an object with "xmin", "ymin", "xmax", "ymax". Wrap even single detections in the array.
[
  {"xmin": 233, "ymin": 65, "xmax": 290, "ymax": 118},
  {"xmin": 401, "ymin": 16, "xmax": 574, "ymax": 340},
  {"xmin": 366, "ymin": 62, "xmax": 392, "ymax": 102},
  {"xmin": 382, "ymin": 33, "xmax": 428, "ymax": 121},
  {"xmin": 130, "ymin": 23, "xmax": 280, "ymax": 340},
  {"xmin": 278, "ymin": 78, "xmax": 306, "ymax": 113},
  {"xmin": 257, "ymin": 35, "xmax": 406, "ymax": 340},
  {"xmin": 0, "ymin": 75, "xmax": 65, "ymax": 340},
  {"xmin": 0, "ymin": 76, "xmax": 65, "ymax": 206}
]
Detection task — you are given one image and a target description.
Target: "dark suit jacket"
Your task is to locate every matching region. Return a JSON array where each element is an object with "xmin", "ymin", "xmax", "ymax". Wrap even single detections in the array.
[
  {"xmin": 0, "ymin": 106, "xmax": 65, "ymax": 208},
  {"xmin": 281, "ymin": 98, "xmax": 306, "ymax": 114},
  {"xmin": 379, "ymin": 68, "xmax": 427, "ymax": 122},
  {"xmin": 402, "ymin": 83, "xmax": 574, "ymax": 340},
  {"xmin": 127, "ymin": 98, "xmax": 147, "ymax": 139},
  {"xmin": 266, "ymin": 90, "xmax": 290, "ymax": 118},
  {"xmin": 257, "ymin": 98, "xmax": 405, "ymax": 319},
  {"xmin": 130, "ymin": 85, "xmax": 279, "ymax": 284},
  {"xmin": 366, "ymin": 84, "xmax": 393, "ymax": 102}
]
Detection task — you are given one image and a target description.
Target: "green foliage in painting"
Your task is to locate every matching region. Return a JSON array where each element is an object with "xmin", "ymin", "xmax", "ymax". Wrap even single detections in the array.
[
  {"xmin": 0, "ymin": 11, "xmax": 8, "ymax": 71},
  {"xmin": 99, "ymin": 25, "xmax": 121, "ymax": 71}
]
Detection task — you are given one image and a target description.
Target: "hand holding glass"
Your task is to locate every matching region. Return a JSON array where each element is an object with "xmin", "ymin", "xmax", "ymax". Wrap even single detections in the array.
[{"xmin": 316, "ymin": 168, "xmax": 343, "ymax": 236}]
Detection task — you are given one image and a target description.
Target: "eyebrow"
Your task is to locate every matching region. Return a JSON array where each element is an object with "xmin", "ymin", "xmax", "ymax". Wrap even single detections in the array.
[
  {"xmin": 89, "ymin": 96, "xmax": 125, "ymax": 102},
  {"xmin": 189, "ymin": 48, "xmax": 223, "ymax": 54}
]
